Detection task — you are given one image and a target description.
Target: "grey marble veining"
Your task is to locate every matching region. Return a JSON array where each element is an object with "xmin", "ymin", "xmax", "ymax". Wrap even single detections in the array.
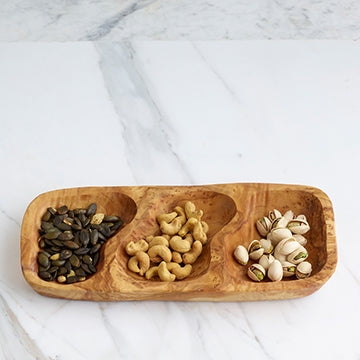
[{"xmin": 1, "ymin": 0, "xmax": 359, "ymax": 40}]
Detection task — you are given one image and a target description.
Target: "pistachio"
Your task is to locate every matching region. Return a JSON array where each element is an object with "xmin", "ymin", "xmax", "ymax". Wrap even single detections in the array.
[
  {"xmin": 233, "ymin": 245, "xmax": 249, "ymax": 265},
  {"xmin": 247, "ymin": 264, "xmax": 266, "ymax": 282},
  {"xmin": 258, "ymin": 254, "xmax": 275, "ymax": 271},
  {"xmin": 267, "ymin": 260, "xmax": 283, "ymax": 282},
  {"xmin": 256, "ymin": 216, "xmax": 272, "ymax": 237},
  {"xmin": 268, "ymin": 209, "xmax": 282, "ymax": 223},
  {"xmin": 287, "ymin": 245, "xmax": 308, "ymax": 264},
  {"xmin": 275, "ymin": 237, "xmax": 301, "ymax": 256},
  {"xmin": 268, "ymin": 227, "xmax": 293, "ymax": 245},
  {"xmin": 282, "ymin": 261, "xmax": 297, "ymax": 277},
  {"xmin": 287, "ymin": 219, "xmax": 310, "ymax": 235},
  {"xmin": 296, "ymin": 261, "xmax": 312, "ymax": 279},
  {"xmin": 292, "ymin": 234, "xmax": 308, "ymax": 246},
  {"xmin": 248, "ymin": 240, "xmax": 264, "ymax": 260},
  {"xmin": 259, "ymin": 238, "xmax": 273, "ymax": 254}
]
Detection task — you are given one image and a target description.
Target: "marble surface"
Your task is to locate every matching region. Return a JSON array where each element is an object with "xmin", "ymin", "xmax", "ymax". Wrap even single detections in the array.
[
  {"xmin": 0, "ymin": 40, "xmax": 360, "ymax": 359},
  {"xmin": 1, "ymin": 0, "xmax": 360, "ymax": 41}
]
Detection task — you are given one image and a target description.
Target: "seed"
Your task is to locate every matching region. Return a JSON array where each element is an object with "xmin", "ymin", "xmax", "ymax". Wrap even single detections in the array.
[
  {"xmin": 60, "ymin": 249, "xmax": 72, "ymax": 260},
  {"xmin": 51, "ymin": 239, "xmax": 65, "ymax": 247},
  {"xmin": 58, "ymin": 266, "xmax": 67, "ymax": 276},
  {"xmin": 88, "ymin": 264, "xmax": 96, "ymax": 273},
  {"xmin": 38, "ymin": 253, "xmax": 50, "ymax": 267},
  {"xmin": 50, "ymin": 253, "xmax": 60, "ymax": 261},
  {"xmin": 90, "ymin": 243, "xmax": 101, "ymax": 254},
  {"xmin": 41, "ymin": 210, "xmax": 51, "ymax": 222},
  {"xmin": 66, "ymin": 276, "xmax": 77, "ymax": 284},
  {"xmin": 74, "ymin": 247, "xmax": 90, "ymax": 255},
  {"xmin": 71, "ymin": 223, "xmax": 82, "ymax": 231},
  {"xmin": 57, "ymin": 275, "xmax": 66, "ymax": 283},
  {"xmin": 64, "ymin": 241, "xmax": 80, "ymax": 249},
  {"xmin": 93, "ymin": 252, "xmax": 99, "ymax": 266},
  {"xmin": 39, "ymin": 271, "xmax": 52, "ymax": 281},
  {"xmin": 38, "ymin": 264, "xmax": 50, "ymax": 272},
  {"xmin": 56, "ymin": 222, "xmax": 72, "ymax": 231},
  {"xmin": 104, "ymin": 215, "xmax": 120, "ymax": 222},
  {"xmin": 99, "ymin": 223, "xmax": 111, "ymax": 237},
  {"xmin": 51, "ymin": 259, "xmax": 66, "ymax": 267},
  {"xmin": 70, "ymin": 254, "xmax": 81, "ymax": 268},
  {"xmin": 77, "ymin": 276, "xmax": 86, "ymax": 282},
  {"xmin": 90, "ymin": 229, "xmax": 99, "ymax": 245},
  {"xmin": 53, "ymin": 215, "xmax": 65, "ymax": 227},
  {"xmin": 82, "ymin": 255, "xmax": 93, "ymax": 265},
  {"xmin": 48, "ymin": 266, "xmax": 58, "ymax": 274},
  {"xmin": 44, "ymin": 228, "xmax": 61, "ymax": 240},
  {"xmin": 86, "ymin": 203, "xmax": 97, "ymax": 216},
  {"xmin": 57, "ymin": 205, "xmax": 68, "ymax": 215},
  {"xmin": 91, "ymin": 213, "xmax": 104, "ymax": 225},
  {"xmin": 68, "ymin": 269, "xmax": 76, "ymax": 277},
  {"xmin": 80, "ymin": 229, "xmax": 90, "ymax": 246},
  {"xmin": 75, "ymin": 268, "xmax": 86, "ymax": 277},
  {"xmin": 64, "ymin": 260, "xmax": 72, "ymax": 272},
  {"xmin": 111, "ymin": 220, "xmax": 123, "ymax": 231},
  {"xmin": 58, "ymin": 231, "xmax": 74, "ymax": 241},
  {"xmin": 47, "ymin": 207, "xmax": 57, "ymax": 215},
  {"xmin": 81, "ymin": 263, "xmax": 92, "ymax": 274}
]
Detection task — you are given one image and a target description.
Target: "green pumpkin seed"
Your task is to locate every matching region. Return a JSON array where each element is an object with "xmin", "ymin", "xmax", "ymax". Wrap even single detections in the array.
[
  {"xmin": 64, "ymin": 241, "xmax": 80, "ymax": 249},
  {"xmin": 38, "ymin": 253, "xmax": 50, "ymax": 267},
  {"xmin": 60, "ymin": 249, "xmax": 72, "ymax": 259},
  {"xmin": 70, "ymin": 254, "xmax": 81, "ymax": 268},
  {"xmin": 86, "ymin": 203, "xmax": 97, "ymax": 216},
  {"xmin": 39, "ymin": 271, "xmax": 52, "ymax": 281},
  {"xmin": 57, "ymin": 205, "xmax": 68, "ymax": 215}
]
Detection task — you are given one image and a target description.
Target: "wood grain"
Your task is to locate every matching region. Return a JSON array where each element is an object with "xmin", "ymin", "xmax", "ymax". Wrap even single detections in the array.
[{"xmin": 20, "ymin": 183, "xmax": 337, "ymax": 301}]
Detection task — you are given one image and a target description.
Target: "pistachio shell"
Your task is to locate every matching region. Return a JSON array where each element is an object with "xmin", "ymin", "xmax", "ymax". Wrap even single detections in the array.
[
  {"xmin": 268, "ymin": 209, "xmax": 282, "ymax": 222},
  {"xmin": 259, "ymin": 238, "xmax": 273, "ymax": 254},
  {"xmin": 248, "ymin": 240, "xmax": 264, "ymax": 260},
  {"xmin": 283, "ymin": 210, "xmax": 294, "ymax": 221},
  {"xmin": 287, "ymin": 219, "xmax": 310, "ymax": 235},
  {"xmin": 268, "ymin": 228, "xmax": 293, "ymax": 245},
  {"xmin": 275, "ymin": 237, "xmax": 301, "ymax": 256},
  {"xmin": 282, "ymin": 261, "xmax": 297, "ymax": 277},
  {"xmin": 271, "ymin": 216, "xmax": 290, "ymax": 229},
  {"xmin": 296, "ymin": 261, "xmax": 312, "ymax": 279},
  {"xmin": 256, "ymin": 216, "xmax": 272, "ymax": 237},
  {"xmin": 233, "ymin": 245, "xmax": 249, "ymax": 265},
  {"xmin": 287, "ymin": 245, "xmax": 308, "ymax": 264},
  {"xmin": 247, "ymin": 264, "xmax": 266, "ymax": 282},
  {"xmin": 267, "ymin": 259, "xmax": 283, "ymax": 282},
  {"xmin": 293, "ymin": 234, "xmax": 307, "ymax": 246},
  {"xmin": 259, "ymin": 254, "xmax": 275, "ymax": 271}
]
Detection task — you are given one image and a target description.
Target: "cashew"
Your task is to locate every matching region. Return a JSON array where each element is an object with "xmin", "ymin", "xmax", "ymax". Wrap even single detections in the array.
[
  {"xmin": 174, "ymin": 206, "xmax": 186, "ymax": 226},
  {"xmin": 145, "ymin": 235, "xmax": 154, "ymax": 243},
  {"xmin": 201, "ymin": 221, "xmax": 209, "ymax": 234},
  {"xmin": 148, "ymin": 235, "xmax": 169, "ymax": 248},
  {"xmin": 183, "ymin": 233, "xmax": 194, "ymax": 247},
  {"xmin": 184, "ymin": 201, "xmax": 203, "ymax": 220},
  {"xmin": 125, "ymin": 239, "xmax": 149, "ymax": 256},
  {"xmin": 169, "ymin": 235, "xmax": 191, "ymax": 253},
  {"xmin": 183, "ymin": 240, "xmax": 203, "ymax": 264},
  {"xmin": 127, "ymin": 251, "xmax": 150, "ymax": 276},
  {"xmin": 145, "ymin": 265, "xmax": 159, "ymax": 280},
  {"xmin": 158, "ymin": 261, "xmax": 176, "ymax": 282},
  {"xmin": 166, "ymin": 262, "xmax": 193, "ymax": 280},
  {"xmin": 178, "ymin": 217, "xmax": 198, "ymax": 237},
  {"xmin": 193, "ymin": 220, "xmax": 208, "ymax": 244},
  {"xmin": 172, "ymin": 251, "xmax": 183, "ymax": 263},
  {"xmin": 159, "ymin": 217, "xmax": 184, "ymax": 236},
  {"xmin": 147, "ymin": 245, "xmax": 172, "ymax": 263},
  {"xmin": 156, "ymin": 211, "xmax": 177, "ymax": 224}
]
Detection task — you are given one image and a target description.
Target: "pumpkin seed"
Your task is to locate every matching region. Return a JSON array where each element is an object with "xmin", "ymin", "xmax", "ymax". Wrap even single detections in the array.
[
  {"xmin": 38, "ymin": 252, "xmax": 50, "ymax": 267},
  {"xmin": 57, "ymin": 205, "xmax": 68, "ymax": 215},
  {"xmin": 39, "ymin": 271, "xmax": 52, "ymax": 281},
  {"xmin": 86, "ymin": 203, "xmax": 97, "ymax": 216}
]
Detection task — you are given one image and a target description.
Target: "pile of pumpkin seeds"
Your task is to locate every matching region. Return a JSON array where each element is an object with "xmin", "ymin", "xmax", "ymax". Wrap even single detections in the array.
[{"xmin": 37, "ymin": 203, "xmax": 123, "ymax": 284}]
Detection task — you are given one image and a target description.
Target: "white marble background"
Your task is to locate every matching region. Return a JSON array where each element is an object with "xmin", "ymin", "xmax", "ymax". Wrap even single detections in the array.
[
  {"xmin": 0, "ymin": 0, "xmax": 360, "ymax": 41},
  {"xmin": 0, "ymin": 40, "xmax": 360, "ymax": 359}
]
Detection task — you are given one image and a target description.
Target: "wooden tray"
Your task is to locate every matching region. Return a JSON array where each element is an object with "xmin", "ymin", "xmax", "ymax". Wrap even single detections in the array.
[{"xmin": 20, "ymin": 183, "xmax": 337, "ymax": 301}]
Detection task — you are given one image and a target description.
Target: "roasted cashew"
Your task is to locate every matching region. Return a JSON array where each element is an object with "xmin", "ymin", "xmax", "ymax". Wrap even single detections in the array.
[
  {"xmin": 147, "ymin": 245, "xmax": 172, "ymax": 263},
  {"xmin": 183, "ymin": 240, "xmax": 203, "ymax": 264},
  {"xmin": 183, "ymin": 233, "xmax": 194, "ymax": 247},
  {"xmin": 201, "ymin": 221, "xmax": 209, "ymax": 233},
  {"xmin": 172, "ymin": 251, "xmax": 183, "ymax": 263},
  {"xmin": 158, "ymin": 261, "xmax": 176, "ymax": 282},
  {"xmin": 184, "ymin": 201, "xmax": 203, "ymax": 220},
  {"xmin": 193, "ymin": 220, "xmax": 208, "ymax": 244},
  {"xmin": 127, "ymin": 251, "xmax": 150, "ymax": 276},
  {"xmin": 145, "ymin": 265, "xmax": 159, "ymax": 280},
  {"xmin": 148, "ymin": 235, "xmax": 169, "ymax": 248},
  {"xmin": 174, "ymin": 206, "xmax": 186, "ymax": 226},
  {"xmin": 178, "ymin": 217, "xmax": 198, "ymax": 237},
  {"xmin": 166, "ymin": 262, "xmax": 192, "ymax": 280},
  {"xmin": 159, "ymin": 217, "xmax": 184, "ymax": 236},
  {"xmin": 125, "ymin": 239, "xmax": 149, "ymax": 256},
  {"xmin": 156, "ymin": 211, "xmax": 177, "ymax": 223},
  {"xmin": 169, "ymin": 235, "xmax": 191, "ymax": 253}
]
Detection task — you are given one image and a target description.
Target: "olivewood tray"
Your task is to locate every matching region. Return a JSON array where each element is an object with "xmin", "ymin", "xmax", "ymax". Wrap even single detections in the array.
[{"xmin": 20, "ymin": 183, "xmax": 337, "ymax": 301}]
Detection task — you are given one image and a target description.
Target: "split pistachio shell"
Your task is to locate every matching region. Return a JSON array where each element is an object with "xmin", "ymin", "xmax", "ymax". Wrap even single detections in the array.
[
  {"xmin": 259, "ymin": 238, "xmax": 273, "ymax": 254},
  {"xmin": 287, "ymin": 245, "xmax": 308, "ymax": 264},
  {"xmin": 287, "ymin": 219, "xmax": 310, "ymax": 235},
  {"xmin": 248, "ymin": 240, "xmax": 264, "ymax": 260},
  {"xmin": 282, "ymin": 261, "xmax": 297, "ymax": 277},
  {"xmin": 233, "ymin": 245, "xmax": 249, "ymax": 265},
  {"xmin": 293, "ymin": 234, "xmax": 308, "ymax": 246},
  {"xmin": 296, "ymin": 214, "xmax": 307, "ymax": 221},
  {"xmin": 268, "ymin": 228, "xmax": 293, "ymax": 245},
  {"xmin": 283, "ymin": 210, "xmax": 294, "ymax": 221},
  {"xmin": 296, "ymin": 261, "xmax": 312, "ymax": 279},
  {"xmin": 275, "ymin": 237, "xmax": 301, "ymax": 256},
  {"xmin": 256, "ymin": 216, "xmax": 272, "ymax": 237},
  {"xmin": 268, "ymin": 209, "xmax": 282, "ymax": 223},
  {"xmin": 247, "ymin": 263, "xmax": 266, "ymax": 282},
  {"xmin": 259, "ymin": 254, "xmax": 275, "ymax": 271},
  {"xmin": 271, "ymin": 216, "xmax": 290, "ymax": 229},
  {"xmin": 267, "ymin": 260, "xmax": 283, "ymax": 282}
]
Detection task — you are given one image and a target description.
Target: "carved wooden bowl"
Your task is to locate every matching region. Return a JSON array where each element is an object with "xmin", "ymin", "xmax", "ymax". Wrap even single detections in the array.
[{"xmin": 20, "ymin": 183, "xmax": 337, "ymax": 301}]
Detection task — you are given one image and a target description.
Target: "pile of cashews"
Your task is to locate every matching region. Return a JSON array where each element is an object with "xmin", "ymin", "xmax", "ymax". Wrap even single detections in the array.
[{"xmin": 125, "ymin": 201, "xmax": 209, "ymax": 281}]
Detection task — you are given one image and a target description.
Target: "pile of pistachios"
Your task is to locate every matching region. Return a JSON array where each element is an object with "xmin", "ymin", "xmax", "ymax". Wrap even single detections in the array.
[{"xmin": 233, "ymin": 209, "xmax": 312, "ymax": 282}]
